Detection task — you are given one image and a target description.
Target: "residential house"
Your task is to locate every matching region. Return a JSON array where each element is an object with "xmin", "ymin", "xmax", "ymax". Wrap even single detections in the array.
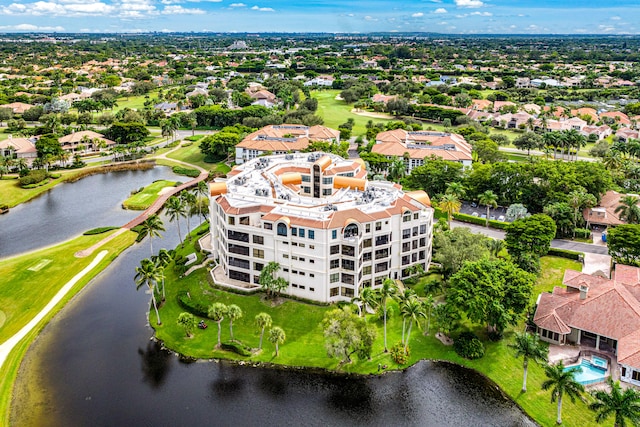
[
  {"xmin": 534, "ymin": 265, "xmax": 640, "ymax": 386},
  {"xmin": 248, "ymin": 89, "xmax": 277, "ymax": 104},
  {"xmin": 492, "ymin": 112, "xmax": 535, "ymax": 129},
  {"xmin": 493, "ymin": 101, "xmax": 517, "ymax": 112},
  {"xmin": 616, "ymin": 128, "xmax": 639, "ymax": 142},
  {"xmin": 0, "ymin": 102, "xmax": 34, "ymax": 115},
  {"xmin": 58, "ymin": 130, "xmax": 115, "ymax": 153},
  {"xmin": 154, "ymin": 102, "xmax": 179, "ymax": 114},
  {"xmin": 0, "ymin": 135, "xmax": 37, "ymax": 163},
  {"xmin": 371, "ymin": 94, "xmax": 398, "ymax": 105},
  {"xmin": 235, "ymin": 124, "xmax": 340, "ymax": 164},
  {"xmin": 303, "ymin": 76, "xmax": 334, "ymax": 87},
  {"xmin": 581, "ymin": 125, "xmax": 612, "ymax": 141},
  {"xmin": 470, "ymin": 99, "xmax": 492, "ymax": 111},
  {"xmin": 600, "ymin": 111, "xmax": 631, "ymax": 126},
  {"xmin": 583, "ymin": 190, "xmax": 640, "ymax": 228},
  {"xmin": 373, "ymin": 129, "xmax": 472, "ymax": 171}
]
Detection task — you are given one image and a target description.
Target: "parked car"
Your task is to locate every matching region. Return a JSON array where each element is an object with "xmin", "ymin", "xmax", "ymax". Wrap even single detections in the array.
[
  {"xmin": 471, "ymin": 212, "xmax": 479, "ymax": 217},
  {"xmin": 490, "ymin": 215, "xmax": 496, "ymax": 220},
  {"xmin": 470, "ymin": 202, "xmax": 478, "ymax": 208},
  {"xmin": 497, "ymin": 215, "xmax": 505, "ymax": 222}
]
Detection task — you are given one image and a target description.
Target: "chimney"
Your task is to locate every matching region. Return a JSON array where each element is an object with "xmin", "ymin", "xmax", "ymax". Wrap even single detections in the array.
[{"xmin": 580, "ymin": 284, "xmax": 588, "ymax": 300}]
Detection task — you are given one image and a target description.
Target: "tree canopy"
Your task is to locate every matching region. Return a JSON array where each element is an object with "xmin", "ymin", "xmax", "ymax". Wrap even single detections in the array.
[{"xmin": 607, "ymin": 224, "xmax": 640, "ymax": 267}]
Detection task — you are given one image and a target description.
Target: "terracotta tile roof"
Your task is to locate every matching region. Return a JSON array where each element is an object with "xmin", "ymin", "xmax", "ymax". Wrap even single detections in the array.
[
  {"xmin": 0, "ymin": 102, "xmax": 34, "ymax": 114},
  {"xmin": 237, "ymin": 124, "xmax": 339, "ymax": 153},
  {"xmin": 583, "ymin": 190, "xmax": 637, "ymax": 227},
  {"xmin": 58, "ymin": 130, "xmax": 115, "ymax": 147},
  {"xmin": 373, "ymin": 129, "xmax": 472, "ymax": 163},
  {"xmin": 0, "ymin": 136, "xmax": 36, "ymax": 155}
]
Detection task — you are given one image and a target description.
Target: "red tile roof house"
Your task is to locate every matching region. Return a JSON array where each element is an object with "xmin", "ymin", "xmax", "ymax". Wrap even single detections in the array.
[{"xmin": 533, "ymin": 264, "xmax": 640, "ymax": 386}]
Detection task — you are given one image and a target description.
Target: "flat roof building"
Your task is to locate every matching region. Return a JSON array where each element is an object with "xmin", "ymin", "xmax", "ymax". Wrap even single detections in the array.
[{"xmin": 209, "ymin": 152, "xmax": 433, "ymax": 303}]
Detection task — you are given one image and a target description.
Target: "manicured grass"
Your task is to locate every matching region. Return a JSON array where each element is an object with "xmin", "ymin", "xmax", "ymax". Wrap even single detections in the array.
[
  {"xmin": 113, "ymin": 90, "xmax": 159, "ymax": 112},
  {"xmin": 536, "ymin": 256, "xmax": 582, "ymax": 295},
  {"xmin": 0, "ymin": 169, "xmax": 85, "ymax": 208},
  {"xmin": 122, "ymin": 180, "xmax": 177, "ymax": 210},
  {"xmin": 166, "ymin": 143, "xmax": 211, "ymax": 170},
  {"xmin": 0, "ymin": 231, "xmax": 137, "ymax": 424},
  {"xmin": 155, "ymin": 242, "xmax": 599, "ymax": 427},
  {"xmin": 312, "ymin": 90, "xmax": 391, "ymax": 136}
]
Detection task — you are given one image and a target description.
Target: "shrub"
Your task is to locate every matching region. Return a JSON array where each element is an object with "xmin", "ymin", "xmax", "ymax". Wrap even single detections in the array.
[
  {"xmin": 221, "ymin": 341, "xmax": 253, "ymax": 356},
  {"xmin": 83, "ymin": 226, "xmax": 119, "ymax": 235},
  {"xmin": 547, "ymin": 247, "xmax": 583, "ymax": 261},
  {"xmin": 177, "ymin": 291, "xmax": 210, "ymax": 317},
  {"xmin": 452, "ymin": 212, "xmax": 509, "ymax": 230},
  {"xmin": 390, "ymin": 342, "xmax": 410, "ymax": 365},
  {"xmin": 453, "ymin": 332, "xmax": 485, "ymax": 360},
  {"xmin": 573, "ymin": 228, "xmax": 592, "ymax": 240},
  {"xmin": 19, "ymin": 169, "xmax": 48, "ymax": 187},
  {"xmin": 172, "ymin": 166, "xmax": 200, "ymax": 178}
]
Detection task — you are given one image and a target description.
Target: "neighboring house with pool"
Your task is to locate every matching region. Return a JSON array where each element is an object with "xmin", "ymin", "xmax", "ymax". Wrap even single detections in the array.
[{"xmin": 534, "ymin": 264, "xmax": 640, "ymax": 385}]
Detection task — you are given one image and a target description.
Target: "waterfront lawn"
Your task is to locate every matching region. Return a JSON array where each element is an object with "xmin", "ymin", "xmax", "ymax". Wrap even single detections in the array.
[
  {"xmin": 166, "ymin": 143, "xmax": 211, "ymax": 170},
  {"xmin": 0, "ymin": 230, "xmax": 137, "ymax": 425},
  {"xmin": 0, "ymin": 170, "xmax": 82, "ymax": 208},
  {"xmin": 155, "ymin": 238, "xmax": 597, "ymax": 426},
  {"xmin": 122, "ymin": 180, "xmax": 177, "ymax": 210}
]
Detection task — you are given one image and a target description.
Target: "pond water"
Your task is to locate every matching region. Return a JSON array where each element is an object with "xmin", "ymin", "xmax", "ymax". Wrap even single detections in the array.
[
  {"xmin": 9, "ymin": 168, "xmax": 536, "ymax": 427},
  {"xmin": 0, "ymin": 167, "xmax": 182, "ymax": 258}
]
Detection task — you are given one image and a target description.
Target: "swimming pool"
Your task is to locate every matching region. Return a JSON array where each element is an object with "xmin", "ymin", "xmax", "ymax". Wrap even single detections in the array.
[
  {"xmin": 564, "ymin": 359, "xmax": 607, "ymax": 385},
  {"xmin": 592, "ymin": 355, "xmax": 608, "ymax": 369}
]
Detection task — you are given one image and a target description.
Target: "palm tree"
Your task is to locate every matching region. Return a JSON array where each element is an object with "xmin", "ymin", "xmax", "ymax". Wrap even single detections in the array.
[
  {"xmin": 195, "ymin": 181, "xmax": 209, "ymax": 225},
  {"xmin": 134, "ymin": 258, "xmax": 162, "ymax": 325},
  {"xmin": 180, "ymin": 191, "xmax": 197, "ymax": 240},
  {"xmin": 227, "ymin": 304, "xmax": 243, "ymax": 341},
  {"xmin": 439, "ymin": 193, "xmax": 461, "ymax": 229},
  {"xmin": 509, "ymin": 332, "xmax": 548, "ymax": 392},
  {"xmin": 177, "ymin": 312, "xmax": 196, "ymax": 337},
  {"xmin": 568, "ymin": 189, "xmax": 597, "ymax": 235},
  {"xmin": 487, "ymin": 238, "xmax": 504, "ymax": 258},
  {"xmin": 208, "ymin": 302, "xmax": 227, "ymax": 348},
  {"xmin": 165, "ymin": 196, "xmax": 186, "ymax": 246},
  {"xmin": 589, "ymin": 379, "xmax": 640, "ymax": 427},
  {"xmin": 139, "ymin": 214, "xmax": 165, "ymax": 257},
  {"xmin": 269, "ymin": 326, "xmax": 286, "ymax": 357},
  {"xmin": 615, "ymin": 195, "xmax": 640, "ymax": 225},
  {"xmin": 255, "ymin": 312, "xmax": 272, "ymax": 350},
  {"xmin": 423, "ymin": 294, "xmax": 435, "ymax": 335},
  {"xmin": 379, "ymin": 278, "xmax": 398, "ymax": 352},
  {"xmin": 387, "ymin": 156, "xmax": 406, "ymax": 183},
  {"xmin": 154, "ymin": 249, "xmax": 173, "ymax": 300},
  {"xmin": 479, "ymin": 190, "xmax": 498, "ymax": 227},
  {"xmin": 445, "ymin": 182, "xmax": 466, "ymax": 200},
  {"xmin": 395, "ymin": 288, "xmax": 416, "ymax": 344},
  {"xmin": 542, "ymin": 361, "xmax": 585, "ymax": 425},
  {"xmin": 400, "ymin": 297, "xmax": 426, "ymax": 352},
  {"xmin": 352, "ymin": 287, "xmax": 379, "ymax": 317}
]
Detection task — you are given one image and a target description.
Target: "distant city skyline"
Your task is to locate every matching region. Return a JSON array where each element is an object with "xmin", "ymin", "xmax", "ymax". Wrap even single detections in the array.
[{"xmin": 0, "ymin": 0, "xmax": 638, "ymax": 35}]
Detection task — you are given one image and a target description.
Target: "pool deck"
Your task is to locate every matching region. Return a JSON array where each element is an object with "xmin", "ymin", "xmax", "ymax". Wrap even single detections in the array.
[{"xmin": 548, "ymin": 343, "xmax": 620, "ymax": 386}]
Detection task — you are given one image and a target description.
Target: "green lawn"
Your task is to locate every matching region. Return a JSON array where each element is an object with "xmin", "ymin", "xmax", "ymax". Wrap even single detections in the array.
[
  {"xmin": 0, "ymin": 170, "xmax": 86, "ymax": 208},
  {"xmin": 122, "ymin": 180, "xmax": 177, "ymax": 210},
  {"xmin": 312, "ymin": 90, "xmax": 392, "ymax": 136},
  {"xmin": 0, "ymin": 230, "xmax": 137, "ymax": 424},
  {"xmin": 154, "ymin": 239, "xmax": 601, "ymax": 427},
  {"xmin": 159, "ymin": 144, "xmax": 231, "ymax": 175},
  {"xmin": 113, "ymin": 90, "xmax": 159, "ymax": 112}
]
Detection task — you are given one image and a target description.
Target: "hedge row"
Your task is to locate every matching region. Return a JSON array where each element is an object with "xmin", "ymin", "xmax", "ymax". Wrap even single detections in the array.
[
  {"xmin": 19, "ymin": 169, "xmax": 48, "ymax": 186},
  {"xmin": 83, "ymin": 226, "xmax": 119, "ymax": 235},
  {"xmin": 574, "ymin": 228, "xmax": 592, "ymax": 239},
  {"xmin": 172, "ymin": 166, "xmax": 200, "ymax": 178},
  {"xmin": 177, "ymin": 291, "xmax": 210, "ymax": 317},
  {"xmin": 547, "ymin": 248, "xmax": 584, "ymax": 261},
  {"xmin": 220, "ymin": 341, "xmax": 253, "ymax": 356},
  {"xmin": 452, "ymin": 212, "xmax": 509, "ymax": 230}
]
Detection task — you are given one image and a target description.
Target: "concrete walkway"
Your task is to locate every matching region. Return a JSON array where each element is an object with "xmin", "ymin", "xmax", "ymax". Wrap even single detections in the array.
[{"xmin": 0, "ymin": 250, "xmax": 108, "ymax": 371}]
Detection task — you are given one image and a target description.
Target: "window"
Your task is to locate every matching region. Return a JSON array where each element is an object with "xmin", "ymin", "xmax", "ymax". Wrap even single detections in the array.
[
  {"xmin": 375, "ymin": 261, "xmax": 389, "ymax": 273},
  {"xmin": 402, "ymin": 255, "xmax": 410, "ymax": 265},
  {"xmin": 310, "ymin": 287, "xmax": 315, "ymax": 292},
  {"xmin": 330, "ymin": 259, "xmax": 340, "ymax": 269},
  {"xmin": 330, "ymin": 286, "xmax": 339, "ymax": 296},
  {"xmin": 283, "ymin": 254, "xmax": 289, "ymax": 259},
  {"xmin": 300, "ymin": 243, "xmax": 305, "ymax": 248},
  {"xmin": 366, "ymin": 224, "xmax": 371, "ymax": 233},
  {"xmin": 299, "ymin": 228, "xmax": 305, "ymax": 238},
  {"xmin": 292, "ymin": 283, "xmax": 298, "ymax": 288},
  {"xmin": 291, "ymin": 227, "xmax": 297, "ymax": 236},
  {"xmin": 362, "ymin": 265, "xmax": 371, "ymax": 275},
  {"xmin": 420, "ymin": 224, "xmax": 427, "ymax": 234},
  {"xmin": 414, "ymin": 213, "xmax": 419, "ymax": 220},
  {"xmin": 309, "ymin": 245, "xmax": 315, "ymax": 250},
  {"xmin": 403, "ymin": 213, "xmax": 411, "ymax": 222},
  {"xmin": 310, "ymin": 259, "xmax": 315, "ymax": 264},
  {"xmin": 342, "ymin": 274, "xmax": 355, "ymax": 285},
  {"xmin": 332, "ymin": 230, "xmax": 337, "ymax": 239},
  {"xmin": 322, "ymin": 177, "xmax": 333, "ymax": 184},
  {"xmin": 322, "ymin": 188, "xmax": 332, "ymax": 196},
  {"xmin": 402, "ymin": 242, "xmax": 411, "ymax": 253},
  {"xmin": 253, "ymin": 249, "xmax": 264, "ymax": 259},
  {"xmin": 341, "ymin": 287, "xmax": 354, "ymax": 298},
  {"xmin": 292, "ymin": 255, "xmax": 298, "ymax": 260},
  {"xmin": 375, "ymin": 222, "xmax": 382, "ymax": 231},
  {"xmin": 622, "ymin": 367, "xmax": 627, "ymax": 377},
  {"xmin": 375, "ymin": 248, "xmax": 389, "ymax": 259},
  {"xmin": 229, "ymin": 270, "xmax": 250, "ymax": 283},
  {"xmin": 375, "ymin": 235, "xmax": 389, "ymax": 246},
  {"xmin": 330, "ymin": 245, "xmax": 340, "ymax": 255},
  {"xmin": 402, "ymin": 229, "xmax": 411, "ymax": 239},
  {"xmin": 363, "ymin": 252, "xmax": 372, "ymax": 262},
  {"xmin": 363, "ymin": 238, "xmax": 372, "ymax": 248},
  {"xmin": 228, "ymin": 230, "xmax": 249, "ymax": 243},
  {"xmin": 229, "ymin": 244, "xmax": 249, "ymax": 256},
  {"xmin": 412, "ymin": 240, "xmax": 418, "ymax": 250},
  {"xmin": 254, "ymin": 262, "xmax": 264, "ymax": 271},
  {"xmin": 344, "ymin": 224, "xmax": 358, "ymax": 238},
  {"xmin": 264, "ymin": 222, "xmax": 272, "ymax": 230},
  {"xmin": 240, "ymin": 216, "xmax": 249, "ymax": 225},
  {"xmin": 253, "ymin": 235, "xmax": 264, "ymax": 245},
  {"xmin": 362, "ymin": 279, "xmax": 371, "ymax": 288},
  {"xmin": 283, "ymin": 268, "xmax": 289, "ymax": 272},
  {"xmin": 632, "ymin": 371, "xmax": 640, "ymax": 382},
  {"xmin": 228, "ymin": 216, "xmax": 235, "ymax": 225},
  {"xmin": 342, "ymin": 245, "xmax": 355, "ymax": 257},
  {"xmin": 302, "ymin": 175, "xmax": 310, "ymax": 182},
  {"xmin": 229, "ymin": 257, "xmax": 250, "ymax": 270},
  {"xmin": 330, "ymin": 274, "xmax": 340, "ymax": 283},
  {"xmin": 310, "ymin": 273, "xmax": 314, "ymax": 278},
  {"xmin": 300, "ymin": 285, "xmax": 306, "ymax": 290},
  {"xmin": 419, "ymin": 251, "xmax": 425, "ymax": 260},
  {"xmin": 299, "ymin": 257, "xmax": 305, "ymax": 262},
  {"xmin": 342, "ymin": 259, "xmax": 355, "ymax": 271},
  {"xmin": 277, "ymin": 223, "xmax": 287, "ymax": 236},
  {"xmin": 413, "ymin": 227, "xmax": 419, "ymax": 237},
  {"xmin": 308, "ymin": 230, "xmax": 314, "ymax": 240},
  {"xmin": 303, "ymin": 186, "xmax": 311, "ymax": 193}
]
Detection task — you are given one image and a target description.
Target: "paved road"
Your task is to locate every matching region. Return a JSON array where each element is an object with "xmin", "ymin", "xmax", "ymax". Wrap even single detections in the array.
[{"xmin": 450, "ymin": 220, "xmax": 609, "ymax": 255}]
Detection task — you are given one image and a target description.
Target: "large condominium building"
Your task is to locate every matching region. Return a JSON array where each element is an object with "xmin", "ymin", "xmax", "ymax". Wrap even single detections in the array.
[
  {"xmin": 209, "ymin": 153, "xmax": 433, "ymax": 303},
  {"xmin": 234, "ymin": 124, "xmax": 340, "ymax": 165},
  {"xmin": 373, "ymin": 129, "xmax": 473, "ymax": 171}
]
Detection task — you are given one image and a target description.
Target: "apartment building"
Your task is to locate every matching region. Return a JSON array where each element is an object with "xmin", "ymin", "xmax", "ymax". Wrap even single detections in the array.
[{"xmin": 209, "ymin": 153, "xmax": 433, "ymax": 303}]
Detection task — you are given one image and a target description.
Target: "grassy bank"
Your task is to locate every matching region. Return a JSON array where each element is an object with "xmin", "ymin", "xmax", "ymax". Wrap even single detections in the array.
[
  {"xmin": 122, "ymin": 180, "xmax": 177, "ymax": 210},
  {"xmin": 154, "ymin": 230, "xmax": 597, "ymax": 427},
  {"xmin": 0, "ymin": 230, "xmax": 137, "ymax": 424}
]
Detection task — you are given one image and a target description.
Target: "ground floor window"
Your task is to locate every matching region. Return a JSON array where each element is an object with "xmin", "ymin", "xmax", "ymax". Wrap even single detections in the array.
[
  {"xmin": 541, "ymin": 329, "xmax": 559, "ymax": 342},
  {"xmin": 622, "ymin": 366, "xmax": 627, "ymax": 377},
  {"xmin": 229, "ymin": 269, "xmax": 250, "ymax": 283},
  {"xmin": 330, "ymin": 287, "xmax": 339, "ymax": 297},
  {"xmin": 633, "ymin": 370, "xmax": 640, "ymax": 382}
]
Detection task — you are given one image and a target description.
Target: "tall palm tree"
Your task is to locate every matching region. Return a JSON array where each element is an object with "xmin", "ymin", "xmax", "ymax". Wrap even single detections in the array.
[
  {"xmin": 154, "ymin": 249, "xmax": 173, "ymax": 300},
  {"xmin": 439, "ymin": 193, "xmax": 461, "ymax": 229},
  {"xmin": 568, "ymin": 189, "xmax": 597, "ymax": 235},
  {"xmin": 400, "ymin": 297, "xmax": 426, "ymax": 352},
  {"xmin": 509, "ymin": 332, "xmax": 548, "ymax": 392},
  {"xmin": 423, "ymin": 294, "xmax": 435, "ymax": 335},
  {"xmin": 180, "ymin": 191, "xmax": 197, "ymax": 241},
  {"xmin": 165, "ymin": 196, "xmax": 186, "ymax": 245},
  {"xmin": 208, "ymin": 302, "xmax": 227, "ymax": 348},
  {"xmin": 227, "ymin": 304, "xmax": 243, "ymax": 341},
  {"xmin": 479, "ymin": 190, "xmax": 498, "ymax": 227},
  {"xmin": 378, "ymin": 278, "xmax": 398, "ymax": 352},
  {"xmin": 269, "ymin": 326, "xmax": 286, "ymax": 357},
  {"xmin": 352, "ymin": 287, "xmax": 379, "ymax": 317},
  {"xmin": 195, "ymin": 181, "xmax": 209, "ymax": 225},
  {"xmin": 395, "ymin": 288, "xmax": 417, "ymax": 344},
  {"xmin": 387, "ymin": 156, "xmax": 406, "ymax": 183},
  {"xmin": 139, "ymin": 214, "xmax": 165, "ymax": 257},
  {"xmin": 445, "ymin": 182, "xmax": 466, "ymax": 200},
  {"xmin": 255, "ymin": 312, "xmax": 272, "ymax": 350},
  {"xmin": 542, "ymin": 361, "xmax": 585, "ymax": 425},
  {"xmin": 134, "ymin": 258, "xmax": 162, "ymax": 325},
  {"xmin": 615, "ymin": 195, "xmax": 640, "ymax": 225},
  {"xmin": 589, "ymin": 379, "xmax": 640, "ymax": 427}
]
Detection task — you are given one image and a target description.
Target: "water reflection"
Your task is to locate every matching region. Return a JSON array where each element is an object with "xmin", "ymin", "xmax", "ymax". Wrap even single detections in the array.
[{"xmin": 137, "ymin": 341, "xmax": 172, "ymax": 388}]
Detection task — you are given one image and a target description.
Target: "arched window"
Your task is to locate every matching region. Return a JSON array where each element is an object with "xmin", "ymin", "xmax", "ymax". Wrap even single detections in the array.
[
  {"xmin": 277, "ymin": 222, "xmax": 288, "ymax": 236},
  {"xmin": 344, "ymin": 223, "xmax": 359, "ymax": 239}
]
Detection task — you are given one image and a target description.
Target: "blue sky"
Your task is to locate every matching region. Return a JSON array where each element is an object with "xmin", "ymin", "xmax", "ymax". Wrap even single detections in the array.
[{"xmin": 0, "ymin": 0, "xmax": 638, "ymax": 34}]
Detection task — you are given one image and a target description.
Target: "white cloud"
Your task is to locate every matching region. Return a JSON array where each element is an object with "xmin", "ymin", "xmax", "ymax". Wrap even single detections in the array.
[
  {"xmin": 599, "ymin": 24, "xmax": 616, "ymax": 32},
  {"xmin": 0, "ymin": 23, "xmax": 65, "ymax": 30},
  {"xmin": 229, "ymin": 2, "xmax": 246, "ymax": 7},
  {"xmin": 433, "ymin": 8, "xmax": 447, "ymax": 14},
  {"xmin": 251, "ymin": 5, "xmax": 274, "ymax": 11},
  {"xmin": 454, "ymin": 0, "xmax": 484, "ymax": 8},
  {"xmin": 470, "ymin": 11, "xmax": 492, "ymax": 16},
  {"xmin": 364, "ymin": 15, "xmax": 377, "ymax": 21},
  {"xmin": 611, "ymin": 16, "xmax": 621, "ymax": 20},
  {"xmin": 411, "ymin": 12, "xmax": 423, "ymax": 17},
  {"xmin": 162, "ymin": 5, "xmax": 204, "ymax": 14}
]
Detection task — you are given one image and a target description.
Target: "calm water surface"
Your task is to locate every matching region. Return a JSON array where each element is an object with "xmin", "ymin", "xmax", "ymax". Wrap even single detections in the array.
[{"xmin": 9, "ymin": 169, "xmax": 537, "ymax": 427}]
